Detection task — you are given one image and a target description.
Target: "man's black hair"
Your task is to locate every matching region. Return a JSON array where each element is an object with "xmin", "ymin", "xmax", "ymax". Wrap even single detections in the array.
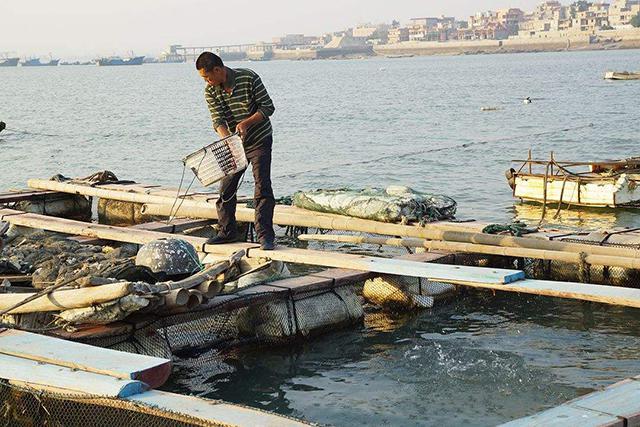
[{"xmin": 195, "ymin": 52, "xmax": 224, "ymax": 71}]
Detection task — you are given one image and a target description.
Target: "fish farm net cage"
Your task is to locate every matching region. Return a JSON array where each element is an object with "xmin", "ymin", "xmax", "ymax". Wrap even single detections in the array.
[
  {"xmin": 68, "ymin": 225, "xmax": 640, "ymax": 362},
  {"xmin": 0, "ymin": 381, "xmax": 219, "ymax": 427},
  {"xmin": 71, "ymin": 278, "xmax": 368, "ymax": 359},
  {"xmin": 54, "ymin": 229, "xmax": 471, "ymax": 362}
]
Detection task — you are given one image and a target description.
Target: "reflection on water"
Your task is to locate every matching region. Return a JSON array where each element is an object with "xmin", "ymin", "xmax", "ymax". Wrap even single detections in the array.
[
  {"xmin": 171, "ymin": 291, "xmax": 640, "ymax": 426},
  {"xmin": 511, "ymin": 201, "xmax": 640, "ymax": 231}
]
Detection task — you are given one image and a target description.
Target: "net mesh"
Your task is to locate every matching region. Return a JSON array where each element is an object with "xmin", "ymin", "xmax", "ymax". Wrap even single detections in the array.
[{"xmin": 0, "ymin": 381, "xmax": 222, "ymax": 427}]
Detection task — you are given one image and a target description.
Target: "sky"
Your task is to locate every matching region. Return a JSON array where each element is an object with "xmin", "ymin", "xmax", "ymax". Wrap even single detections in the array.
[{"xmin": 2, "ymin": 0, "xmax": 541, "ymax": 59}]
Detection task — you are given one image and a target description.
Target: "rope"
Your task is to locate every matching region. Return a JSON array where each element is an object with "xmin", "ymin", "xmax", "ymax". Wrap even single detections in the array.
[{"xmin": 274, "ymin": 123, "xmax": 595, "ymax": 179}]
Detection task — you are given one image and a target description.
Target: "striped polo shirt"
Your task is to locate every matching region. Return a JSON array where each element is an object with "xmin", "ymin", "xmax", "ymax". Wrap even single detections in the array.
[{"xmin": 204, "ymin": 67, "xmax": 275, "ymax": 153}]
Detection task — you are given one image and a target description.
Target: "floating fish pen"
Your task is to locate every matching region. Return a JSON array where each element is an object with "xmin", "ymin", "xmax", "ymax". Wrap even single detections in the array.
[{"xmin": 3, "ymin": 172, "xmax": 640, "ymax": 425}]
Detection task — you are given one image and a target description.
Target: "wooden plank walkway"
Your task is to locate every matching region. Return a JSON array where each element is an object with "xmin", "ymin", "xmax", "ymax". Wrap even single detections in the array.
[
  {"xmin": 0, "ymin": 208, "xmax": 525, "ymax": 286},
  {"xmin": 0, "ymin": 353, "xmax": 148, "ymax": 398},
  {"xmin": 126, "ymin": 390, "xmax": 310, "ymax": 426},
  {"xmin": 0, "ymin": 329, "xmax": 171, "ymax": 389},
  {"xmin": 501, "ymin": 376, "xmax": 640, "ymax": 426},
  {"xmin": 68, "ymin": 217, "xmax": 213, "ymax": 245},
  {"xmin": 4, "ymin": 208, "xmax": 640, "ymax": 308}
]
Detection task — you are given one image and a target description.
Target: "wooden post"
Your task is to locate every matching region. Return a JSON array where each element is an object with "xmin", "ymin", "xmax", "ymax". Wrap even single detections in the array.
[
  {"xmin": 0, "ymin": 282, "xmax": 132, "ymax": 314},
  {"xmin": 297, "ymin": 234, "xmax": 640, "ymax": 270}
]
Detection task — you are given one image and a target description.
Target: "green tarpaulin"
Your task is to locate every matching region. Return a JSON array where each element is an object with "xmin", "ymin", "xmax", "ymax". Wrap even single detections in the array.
[{"xmin": 293, "ymin": 186, "xmax": 457, "ymax": 224}]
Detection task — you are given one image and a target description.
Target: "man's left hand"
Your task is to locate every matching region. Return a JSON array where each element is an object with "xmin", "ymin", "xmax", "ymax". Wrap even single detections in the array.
[{"xmin": 236, "ymin": 120, "xmax": 250, "ymax": 139}]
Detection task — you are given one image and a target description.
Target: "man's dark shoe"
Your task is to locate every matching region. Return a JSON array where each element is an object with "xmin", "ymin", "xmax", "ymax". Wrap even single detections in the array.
[
  {"xmin": 260, "ymin": 238, "xmax": 275, "ymax": 251},
  {"xmin": 206, "ymin": 232, "xmax": 240, "ymax": 245}
]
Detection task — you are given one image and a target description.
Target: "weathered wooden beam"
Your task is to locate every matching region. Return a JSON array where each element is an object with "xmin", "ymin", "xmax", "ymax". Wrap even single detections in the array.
[
  {"xmin": 0, "ymin": 189, "xmax": 60, "ymax": 205},
  {"xmin": 68, "ymin": 217, "xmax": 213, "ymax": 245},
  {"xmin": 125, "ymin": 390, "xmax": 311, "ymax": 426},
  {"xmin": 6, "ymin": 208, "xmax": 640, "ymax": 308},
  {"xmin": 0, "ymin": 281, "xmax": 132, "ymax": 314},
  {"xmin": 0, "ymin": 329, "xmax": 171, "ymax": 389},
  {"xmin": 0, "ymin": 208, "xmax": 524, "ymax": 286},
  {"xmin": 0, "ymin": 353, "xmax": 148, "ymax": 398},
  {"xmin": 501, "ymin": 377, "xmax": 640, "ymax": 426},
  {"xmin": 298, "ymin": 234, "xmax": 640, "ymax": 269},
  {"xmin": 28, "ymin": 178, "xmax": 640, "ymax": 259}
]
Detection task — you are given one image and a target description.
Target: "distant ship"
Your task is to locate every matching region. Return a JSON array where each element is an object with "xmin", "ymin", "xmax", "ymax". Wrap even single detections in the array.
[
  {"xmin": 60, "ymin": 61, "xmax": 93, "ymax": 66},
  {"xmin": 96, "ymin": 56, "xmax": 145, "ymax": 66},
  {"xmin": 0, "ymin": 57, "xmax": 19, "ymax": 67},
  {"xmin": 21, "ymin": 58, "xmax": 60, "ymax": 67}
]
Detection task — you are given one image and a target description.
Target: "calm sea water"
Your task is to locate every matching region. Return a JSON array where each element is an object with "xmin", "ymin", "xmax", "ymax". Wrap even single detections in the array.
[{"xmin": 2, "ymin": 50, "xmax": 640, "ymax": 426}]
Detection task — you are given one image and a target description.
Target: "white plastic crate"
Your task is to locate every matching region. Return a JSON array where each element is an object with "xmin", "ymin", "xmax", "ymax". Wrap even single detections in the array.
[{"xmin": 183, "ymin": 134, "xmax": 248, "ymax": 187}]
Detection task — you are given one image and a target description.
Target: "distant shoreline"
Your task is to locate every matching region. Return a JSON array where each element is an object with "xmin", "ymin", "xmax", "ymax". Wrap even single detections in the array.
[
  {"xmin": 371, "ymin": 38, "xmax": 640, "ymax": 59},
  {"xmin": 239, "ymin": 29, "xmax": 640, "ymax": 62}
]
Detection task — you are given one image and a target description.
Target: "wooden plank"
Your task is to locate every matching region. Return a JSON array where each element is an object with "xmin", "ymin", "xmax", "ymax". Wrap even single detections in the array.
[
  {"xmin": 299, "ymin": 233, "xmax": 640, "ymax": 269},
  {"xmin": 0, "ymin": 353, "xmax": 148, "ymax": 398},
  {"xmin": 7, "ymin": 208, "xmax": 640, "ymax": 308},
  {"xmin": 0, "ymin": 189, "xmax": 59, "ymax": 204},
  {"xmin": 309, "ymin": 252, "xmax": 453, "ymax": 285},
  {"xmin": 0, "ymin": 329, "xmax": 171, "ymax": 389},
  {"xmin": 26, "ymin": 178, "xmax": 640, "ymax": 259},
  {"xmin": 0, "ymin": 274, "xmax": 32, "ymax": 283},
  {"xmin": 237, "ymin": 275, "xmax": 334, "ymax": 297},
  {"xmin": 0, "ymin": 208, "xmax": 524, "ymax": 286},
  {"xmin": 572, "ymin": 379, "xmax": 640, "ymax": 425},
  {"xmin": 126, "ymin": 389, "xmax": 310, "ymax": 426},
  {"xmin": 459, "ymin": 278, "xmax": 640, "ymax": 308},
  {"xmin": 500, "ymin": 404, "xmax": 623, "ymax": 427},
  {"xmin": 68, "ymin": 218, "xmax": 213, "ymax": 245},
  {"xmin": 311, "ymin": 268, "xmax": 372, "ymax": 286}
]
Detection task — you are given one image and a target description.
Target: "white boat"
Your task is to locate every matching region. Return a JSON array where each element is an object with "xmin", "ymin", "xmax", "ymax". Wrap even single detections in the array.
[
  {"xmin": 604, "ymin": 71, "xmax": 640, "ymax": 80},
  {"xmin": 506, "ymin": 153, "xmax": 640, "ymax": 208}
]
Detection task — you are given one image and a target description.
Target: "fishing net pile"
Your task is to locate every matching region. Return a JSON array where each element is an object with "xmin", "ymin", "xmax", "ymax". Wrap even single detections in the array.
[{"xmin": 292, "ymin": 186, "xmax": 457, "ymax": 224}]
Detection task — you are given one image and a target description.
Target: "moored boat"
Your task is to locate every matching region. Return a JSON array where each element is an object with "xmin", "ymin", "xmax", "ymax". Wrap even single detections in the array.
[
  {"xmin": 506, "ymin": 153, "xmax": 640, "ymax": 208},
  {"xmin": 97, "ymin": 56, "xmax": 145, "ymax": 66},
  {"xmin": 0, "ymin": 57, "xmax": 19, "ymax": 67},
  {"xmin": 21, "ymin": 58, "xmax": 60, "ymax": 66},
  {"xmin": 604, "ymin": 71, "xmax": 640, "ymax": 80}
]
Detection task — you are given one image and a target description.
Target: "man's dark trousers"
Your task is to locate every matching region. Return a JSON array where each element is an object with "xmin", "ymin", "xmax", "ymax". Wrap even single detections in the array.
[{"xmin": 216, "ymin": 136, "xmax": 275, "ymax": 243}]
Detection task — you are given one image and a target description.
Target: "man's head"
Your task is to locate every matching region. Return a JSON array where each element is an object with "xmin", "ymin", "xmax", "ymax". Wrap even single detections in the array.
[{"xmin": 196, "ymin": 52, "xmax": 225, "ymax": 86}]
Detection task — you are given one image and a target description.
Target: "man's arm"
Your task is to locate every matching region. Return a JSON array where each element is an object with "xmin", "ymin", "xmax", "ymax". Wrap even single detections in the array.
[
  {"xmin": 205, "ymin": 88, "xmax": 230, "ymax": 138},
  {"xmin": 252, "ymin": 74, "xmax": 275, "ymax": 118},
  {"xmin": 236, "ymin": 74, "xmax": 275, "ymax": 137}
]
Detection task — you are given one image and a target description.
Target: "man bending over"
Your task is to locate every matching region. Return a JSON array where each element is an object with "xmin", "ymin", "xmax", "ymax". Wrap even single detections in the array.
[{"xmin": 196, "ymin": 52, "xmax": 276, "ymax": 250}]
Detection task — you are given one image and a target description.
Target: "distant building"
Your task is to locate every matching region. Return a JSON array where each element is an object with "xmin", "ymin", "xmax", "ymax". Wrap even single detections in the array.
[
  {"xmin": 352, "ymin": 23, "xmax": 391, "ymax": 43},
  {"xmin": 387, "ymin": 27, "xmax": 409, "ymax": 43},
  {"xmin": 272, "ymin": 34, "xmax": 306, "ymax": 47},
  {"xmin": 518, "ymin": 1, "xmax": 566, "ymax": 36},
  {"xmin": 352, "ymin": 25, "xmax": 378, "ymax": 39},
  {"xmin": 495, "ymin": 8, "xmax": 526, "ymax": 34},
  {"xmin": 571, "ymin": 2, "xmax": 611, "ymax": 33},
  {"xmin": 460, "ymin": 9, "xmax": 521, "ymax": 40},
  {"xmin": 609, "ymin": 0, "xmax": 640, "ymax": 27},
  {"xmin": 409, "ymin": 17, "xmax": 441, "ymax": 28},
  {"xmin": 405, "ymin": 16, "xmax": 461, "ymax": 41}
]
